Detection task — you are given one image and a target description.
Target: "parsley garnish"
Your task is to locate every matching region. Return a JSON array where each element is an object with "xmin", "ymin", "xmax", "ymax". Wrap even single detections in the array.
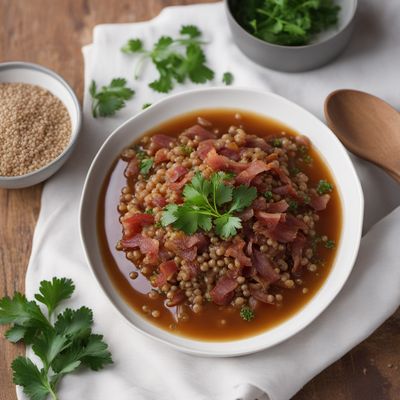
[
  {"xmin": 325, "ymin": 239, "xmax": 336, "ymax": 249},
  {"xmin": 222, "ymin": 72, "xmax": 234, "ymax": 85},
  {"xmin": 316, "ymin": 179, "xmax": 333, "ymax": 195},
  {"xmin": 240, "ymin": 306, "xmax": 255, "ymax": 321},
  {"xmin": 272, "ymin": 138, "xmax": 282, "ymax": 148},
  {"xmin": 142, "ymin": 103, "xmax": 152, "ymax": 109},
  {"xmin": 0, "ymin": 277, "xmax": 112, "ymax": 400},
  {"xmin": 121, "ymin": 25, "xmax": 214, "ymax": 93},
  {"xmin": 89, "ymin": 78, "xmax": 134, "ymax": 118},
  {"xmin": 288, "ymin": 199, "xmax": 298, "ymax": 213},
  {"xmin": 161, "ymin": 171, "xmax": 257, "ymax": 239},
  {"xmin": 179, "ymin": 145, "xmax": 193, "ymax": 156},
  {"xmin": 231, "ymin": 0, "xmax": 340, "ymax": 46},
  {"xmin": 144, "ymin": 209, "xmax": 154, "ymax": 215},
  {"xmin": 264, "ymin": 190, "xmax": 273, "ymax": 201},
  {"xmin": 139, "ymin": 158, "xmax": 153, "ymax": 175}
]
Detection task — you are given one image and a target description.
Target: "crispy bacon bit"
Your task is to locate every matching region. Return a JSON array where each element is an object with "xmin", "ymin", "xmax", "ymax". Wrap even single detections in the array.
[
  {"xmin": 151, "ymin": 195, "xmax": 167, "ymax": 208},
  {"xmin": 155, "ymin": 260, "xmax": 178, "ymax": 287},
  {"xmin": 235, "ymin": 160, "xmax": 272, "ymax": 186},
  {"xmin": 291, "ymin": 234, "xmax": 307, "ymax": 274},
  {"xmin": 121, "ymin": 234, "xmax": 159, "ymax": 264},
  {"xmin": 167, "ymin": 166, "xmax": 188, "ymax": 183},
  {"xmin": 164, "ymin": 233, "xmax": 206, "ymax": 261},
  {"xmin": 252, "ymin": 249, "xmax": 280, "ymax": 284},
  {"xmin": 122, "ymin": 213, "xmax": 154, "ymax": 238},
  {"xmin": 205, "ymin": 148, "xmax": 248, "ymax": 173},
  {"xmin": 185, "ymin": 262, "xmax": 200, "ymax": 279},
  {"xmin": 210, "ymin": 275, "xmax": 238, "ymax": 305},
  {"xmin": 124, "ymin": 157, "xmax": 139, "ymax": 178},
  {"xmin": 271, "ymin": 165, "xmax": 291, "ymax": 184},
  {"xmin": 149, "ymin": 134, "xmax": 174, "ymax": 154},
  {"xmin": 167, "ymin": 290, "xmax": 186, "ymax": 306},
  {"xmin": 266, "ymin": 200, "xmax": 289, "ymax": 213},
  {"xmin": 197, "ymin": 139, "xmax": 216, "ymax": 160},
  {"xmin": 252, "ymin": 196, "xmax": 268, "ymax": 211},
  {"xmin": 273, "ymin": 184, "xmax": 297, "ymax": 197},
  {"xmin": 225, "ymin": 237, "xmax": 252, "ymax": 266},
  {"xmin": 238, "ymin": 207, "xmax": 254, "ymax": 222},
  {"xmin": 219, "ymin": 147, "xmax": 241, "ymax": 161},
  {"xmin": 245, "ymin": 135, "xmax": 272, "ymax": 152},
  {"xmin": 182, "ymin": 124, "xmax": 216, "ymax": 141},
  {"xmin": 256, "ymin": 211, "xmax": 282, "ymax": 231},
  {"xmin": 169, "ymin": 171, "xmax": 194, "ymax": 191},
  {"xmin": 154, "ymin": 148, "xmax": 169, "ymax": 164},
  {"xmin": 310, "ymin": 194, "xmax": 331, "ymax": 211}
]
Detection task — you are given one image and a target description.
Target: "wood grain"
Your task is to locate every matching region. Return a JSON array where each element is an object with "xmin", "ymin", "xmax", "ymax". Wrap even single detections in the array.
[{"xmin": 0, "ymin": 1, "xmax": 398, "ymax": 399}]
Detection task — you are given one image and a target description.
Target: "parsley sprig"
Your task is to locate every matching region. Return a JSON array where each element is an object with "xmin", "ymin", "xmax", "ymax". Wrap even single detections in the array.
[
  {"xmin": 90, "ymin": 78, "xmax": 134, "ymax": 118},
  {"xmin": 121, "ymin": 25, "xmax": 214, "ymax": 93},
  {"xmin": 161, "ymin": 172, "xmax": 257, "ymax": 239},
  {"xmin": 240, "ymin": 306, "xmax": 255, "ymax": 321},
  {"xmin": 0, "ymin": 277, "xmax": 112, "ymax": 400}
]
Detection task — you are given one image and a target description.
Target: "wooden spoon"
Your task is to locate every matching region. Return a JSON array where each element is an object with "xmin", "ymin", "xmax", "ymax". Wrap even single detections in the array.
[{"xmin": 324, "ymin": 89, "xmax": 400, "ymax": 183}]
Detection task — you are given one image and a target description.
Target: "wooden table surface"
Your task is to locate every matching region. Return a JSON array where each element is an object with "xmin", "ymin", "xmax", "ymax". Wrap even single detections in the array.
[{"xmin": 0, "ymin": 1, "xmax": 398, "ymax": 399}]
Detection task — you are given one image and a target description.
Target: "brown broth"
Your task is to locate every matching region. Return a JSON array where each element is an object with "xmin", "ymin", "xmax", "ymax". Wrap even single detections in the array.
[{"xmin": 97, "ymin": 109, "xmax": 342, "ymax": 341}]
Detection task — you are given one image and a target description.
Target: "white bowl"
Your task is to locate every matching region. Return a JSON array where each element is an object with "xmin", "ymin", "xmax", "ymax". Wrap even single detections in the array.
[
  {"xmin": 0, "ymin": 62, "xmax": 81, "ymax": 189},
  {"xmin": 80, "ymin": 88, "xmax": 364, "ymax": 357}
]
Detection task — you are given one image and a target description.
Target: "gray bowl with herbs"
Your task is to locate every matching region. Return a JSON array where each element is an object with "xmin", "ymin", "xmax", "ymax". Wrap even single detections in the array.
[{"xmin": 225, "ymin": 0, "xmax": 358, "ymax": 72}]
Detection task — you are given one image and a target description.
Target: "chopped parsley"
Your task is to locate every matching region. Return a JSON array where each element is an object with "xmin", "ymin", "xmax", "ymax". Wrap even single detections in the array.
[
  {"xmin": 142, "ymin": 103, "xmax": 152, "ymax": 109},
  {"xmin": 0, "ymin": 277, "xmax": 112, "ymax": 400},
  {"xmin": 325, "ymin": 239, "xmax": 336, "ymax": 249},
  {"xmin": 231, "ymin": 0, "xmax": 340, "ymax": 46},
  {"xmin": 222, "ymin": 72, "xmax": 234, "ymax": 85},
  {"xmin": 179, "ymin": 145, "xmax": 194, "ymax": 156},
  {"xmin": 264, "ymin": 190, "xmax": 273, "ymax": 201},
  {"xmin": 272, "ymin": 138, "xmax": 282, "ymax": 148},
  {"xmin": 240, "ymin": 306, "xmax": 255, "ymax": 321},
  {"xmin": 302, "ymin": 193, "xmax": 311, "ymax": 204},
  {"xmin": 161, "ymin": 171, "xmax": 257, "ymax": 239},
  {"xmin": 90, "ymin": 78, "xmax": 135, "ymax": 118},
  {"xmin": 316, "ymin": 179, "xmax": 333, "ymax": 195},
  {"xmin": 288, "ymin": 199, "xmax": 298, "ymax": 213},
  {"xmin": 144, "ymin": 209, "xmax": 154, "ymax": 215},
  {"xmin": 121, "ymin": 25, "xmax": 214, "ymax": 93},
  {"xmin": 139, "ymin": 158, "xmax": 153, "ymax": 176},
  {"xmin": 289, "ymin": 165, "xmax": 300, "ymax": 176}
]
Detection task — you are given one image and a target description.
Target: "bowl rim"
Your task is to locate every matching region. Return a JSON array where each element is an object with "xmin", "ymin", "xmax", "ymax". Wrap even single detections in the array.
[
  {"xmin": 224, "ymin": 0, "xmax": 358, "ymax": 50},
  {"xmin": 0, "ymin": 61, "xmax": 82, "ymax": 182},
  {"xmin": 80, "ymin": 87, "xmax": 364, "ymax": 357}
]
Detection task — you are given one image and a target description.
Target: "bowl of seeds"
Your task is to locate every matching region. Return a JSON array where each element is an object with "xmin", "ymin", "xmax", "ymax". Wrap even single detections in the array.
[{"xmin": 0, "ymin": 62, "xmax": 81, "ymax": 189}]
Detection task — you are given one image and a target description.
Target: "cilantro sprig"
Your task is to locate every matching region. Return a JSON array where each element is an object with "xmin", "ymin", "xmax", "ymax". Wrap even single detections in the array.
[
  {"xmin": 121, "ymin": 25, "xmax": 214, "ymax": 93},
  {"xmin": 222, "ymin": 72, "xmax": 234, "ymax": 85},
  {"xmin": 135, "ymin": 148, "xmax": 154, "ymax": 176},
  {"xmin": 161, "ymin": 172, "xmax": 257, "ymax": 239},
  {"xmin": 0, "ymin": 277, "xmax": 112, "ymax": 400},
  {"xmin": 90, "ymin": 78, "xmax": 134, "ymax": 118},
  {"xmin": 231, "ymin": 0, "xmax": 340, "ymax": 46},
  {"xmin": 316, "ymin": 179, "xmax": 333, "ymax": 195},
  {"xmin": 240, "ymin": 306, "xmax": 255, "ymax": 321}
]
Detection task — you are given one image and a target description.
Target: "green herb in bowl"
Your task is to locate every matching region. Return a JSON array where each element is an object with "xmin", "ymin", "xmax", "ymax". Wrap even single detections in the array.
[{"xmin": 230, "ymin": 0, "xmax": 340, "ymax": 46}]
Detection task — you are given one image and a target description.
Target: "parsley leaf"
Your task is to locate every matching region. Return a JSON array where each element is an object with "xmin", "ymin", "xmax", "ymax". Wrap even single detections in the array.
[
  {"xmin": 316, "ymin": 179, "xmax": 333, "ymax": 195},
  {"xmin": 1, "ymin": 278, "xmax": 113, "ymax": 400},
  {"xmin": 139, "ymin": 158, "xmax": 153, "ymax": 175},
  {"xmin": 222, "ymin": 72, "xmax": 234, "ymax": 85},
  {"xmin": 34, "ymin": 277, "xmax": 74, "ymax": 316},
  {"xmin": 122, "ymin": 25, "xmax": 214, "ymax": 93},
  {"xmin": 325, "ymin": 239, "xmax": 336, "ymax": 249},
  {"xmin": 161, "ymin": 172, "xmax": 256, "ymax": 239},
  {"xmin": 90, "ymin": 78, "xmax": 135, "ymax": 118},
  {"xmin": 142, "ymin": 102, "xmax": 152, "ymax": 109},
  {"xmin": 12, "ymin": 357, "xmax": 54, "ymax": 400},
  {"xmin": 240, "ymin": 306, "xmax": 255, "ymax": 321}
]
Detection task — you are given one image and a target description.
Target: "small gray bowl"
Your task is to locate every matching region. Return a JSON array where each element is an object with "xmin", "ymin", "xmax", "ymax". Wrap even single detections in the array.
[
  {"xmin": 225, "ymin": 0, "xmax": 357, "ymax": 72},
  {"xmin": 0, "ymin": 62, "xmax": 81, "ymax": 189}
]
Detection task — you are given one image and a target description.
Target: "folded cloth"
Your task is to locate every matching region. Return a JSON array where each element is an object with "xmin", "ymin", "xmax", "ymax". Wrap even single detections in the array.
[{"xmin": 20, "ymin": 2, "xmax": 400, "ymax": 399}]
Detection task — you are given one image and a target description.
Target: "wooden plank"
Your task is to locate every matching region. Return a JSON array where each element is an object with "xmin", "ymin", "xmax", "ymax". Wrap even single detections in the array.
[{"xmin": 0, "ymin": 1, "xmax": 398, "ymax": 399}]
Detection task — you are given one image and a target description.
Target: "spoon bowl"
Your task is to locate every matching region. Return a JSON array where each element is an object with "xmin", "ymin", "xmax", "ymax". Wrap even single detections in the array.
[{"xmin": 324, "ymin": 89, "xmax": 400, "ymax": 183}]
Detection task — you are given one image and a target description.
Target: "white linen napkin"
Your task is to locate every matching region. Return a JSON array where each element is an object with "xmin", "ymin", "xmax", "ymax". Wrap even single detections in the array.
[{"xmin": 20, "ymin": 2, "xmax": 400, "ymax": 399}]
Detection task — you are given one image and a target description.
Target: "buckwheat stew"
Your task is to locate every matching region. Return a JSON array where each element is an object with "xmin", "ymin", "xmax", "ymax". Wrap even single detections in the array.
[{"xmin": 98, "ymin": 109, "xmax": 342, "ymax": 340}]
